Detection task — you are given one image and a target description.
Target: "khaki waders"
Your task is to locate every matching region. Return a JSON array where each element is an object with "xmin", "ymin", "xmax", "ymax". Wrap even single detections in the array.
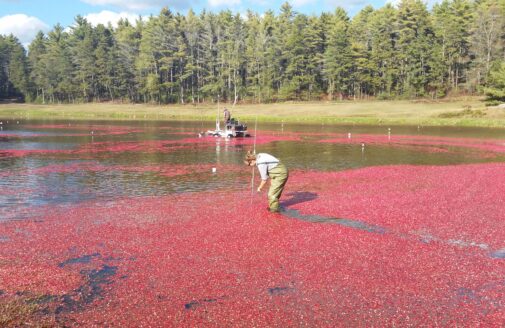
[{"xmin": 267, "ymin": 162, "xmax": 289, "ymax": 212}]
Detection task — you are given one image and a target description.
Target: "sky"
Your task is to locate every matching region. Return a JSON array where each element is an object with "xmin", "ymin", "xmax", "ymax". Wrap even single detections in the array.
[{"xmin": 0, "ymin": 0, "xmax": 433, "ymax": 47}]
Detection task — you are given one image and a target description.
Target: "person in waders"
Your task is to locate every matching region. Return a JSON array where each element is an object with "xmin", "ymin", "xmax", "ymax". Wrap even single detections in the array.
[
  {"xmin": 223, "ymin": 108, "xmax": 231, "ymax": 128},
  {"xmin": 244, "ymin": 151, "xmax": 289, "ymax": 213}
]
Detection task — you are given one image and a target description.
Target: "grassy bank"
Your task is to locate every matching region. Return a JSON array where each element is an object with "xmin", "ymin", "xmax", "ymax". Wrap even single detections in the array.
[{"xmin": 1, "ymin": 97, "xmax": 504, "ymax": 127}]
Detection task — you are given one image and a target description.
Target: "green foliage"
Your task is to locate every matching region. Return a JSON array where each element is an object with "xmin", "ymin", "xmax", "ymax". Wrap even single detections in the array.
[
  {"xmin": 0, "ymin": 35, "xmax": 29, "ymax": 100},
  {"xmin": 483, "ymin": 61, "xmax": 505, "ymax": 104},
  {"xmin": 1, "ymin": 2, "xmax": 504, "ymax": 104},
  {"xmin": 323, "ymin": 8, "xmax": 352, "ymax": 100}
]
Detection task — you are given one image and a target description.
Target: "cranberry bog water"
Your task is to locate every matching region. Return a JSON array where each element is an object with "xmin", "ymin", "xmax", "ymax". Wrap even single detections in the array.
[{"xmin": 1, "ymin": 120, "xmax": 505, "ymax": 327}]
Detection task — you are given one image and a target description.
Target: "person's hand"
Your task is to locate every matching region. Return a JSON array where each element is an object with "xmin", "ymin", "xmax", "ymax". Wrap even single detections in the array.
[{"xmin": 257, "ymin": 187, "xmax": 262, "ymax": 192}]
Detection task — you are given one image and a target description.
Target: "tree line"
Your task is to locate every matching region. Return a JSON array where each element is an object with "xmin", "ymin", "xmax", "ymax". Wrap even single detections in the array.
[{"xmin": 1, "ymin": 0, "xmax": 504, "ymax": 105}]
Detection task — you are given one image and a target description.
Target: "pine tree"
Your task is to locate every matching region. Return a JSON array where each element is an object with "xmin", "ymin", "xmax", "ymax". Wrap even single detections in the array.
[
  {"xmin": 483, "ymin": 60, "xmax": 505, "ymax": 104},
  {"xmin": 349, "ymin": 6, "xmax": 375, "ymax": 99},
  {"xmin": 365, "ymin": 5, "xmax": 398, "ymax": 98},
  {"xmin": 396, "ymin": 0, "xmax": 436, "ymax": 97},
  {"xmin": 68, "ymin": 16, "xmax": 97, "ymax": 101},
  {"xmin": 41, "ymin": 25, "xmax": 74, "ymax": 103},
  {"xmin": 28, "ymin": 31, "xmax": 48, "ymax": 102},
  {"xmin": 94, "ymin": 24, "xmax": 116, "ymax": 101},
  {"xmin": 260, "ymin": 10, "xmax": 279, "ymax": 102},
  {"xmin": 199, "ymin": 11, "xmax": 221, "ymax": 102},
  {"xmin": 470, "ymin": 0, "xmax": 504, "ymax": 88},
  {"xmin": 0, "ymin": 35, "xmax": 29, "ymax": 100},
  {"xmin": 114, "ymin": 17, "xmax": 141, "ymax": 103},
  {"xmin": 244, "ymin": 10, "xmax": 263, "ymax": 102},
  {"xmin": 433, "ymin": 0, "xmax": 473, "ymax": 93},
  {"xmin": 181, "ymin": 9, "xmax": 203, "ymax": 103},
  {"xmin": 303, "ymin": 16, "xmax": 325, "ymax": 101},
  {"xmin": 323, "ymin": 8, "xmax": 352, "ymax": 100}
]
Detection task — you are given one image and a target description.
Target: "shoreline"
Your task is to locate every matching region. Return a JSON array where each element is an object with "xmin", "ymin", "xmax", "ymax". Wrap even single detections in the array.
[{"xmin": 1, "ymin": 98, "xmax": 504, "ymax": 128}]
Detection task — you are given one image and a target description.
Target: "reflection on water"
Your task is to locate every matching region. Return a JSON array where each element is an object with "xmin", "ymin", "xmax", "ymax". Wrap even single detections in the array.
[{"xmin": 1, "ymin": 119, "xmax": 505, "ymax": 220}]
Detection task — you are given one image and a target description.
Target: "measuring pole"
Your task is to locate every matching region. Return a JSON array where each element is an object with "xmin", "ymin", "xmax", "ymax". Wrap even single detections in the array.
[
  {"xmin": 250, "ymin": 115, "xmax": 258, "ymax": 204},
  {"xmin": 216, "ymin": 94, "xmax": 220, "ymax": 131}
]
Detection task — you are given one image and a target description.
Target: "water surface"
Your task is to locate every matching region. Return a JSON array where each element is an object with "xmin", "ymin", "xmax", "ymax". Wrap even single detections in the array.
[{"xmin": 1, "ymin": 119, "xmax": 504, "ymax": 220}]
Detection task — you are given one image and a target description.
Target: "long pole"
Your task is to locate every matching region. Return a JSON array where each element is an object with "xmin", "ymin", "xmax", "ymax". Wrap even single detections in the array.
[
  {"xmin": 253, "ymin": 116, "xmax": 258, "ymax": 154},
  {"xmin": 250, "ymin": 115, "xmax": 258, "ymax": 204},
  {"xmin": 216, "ymin": 94, "xmax": 220, "ymax": 131}
]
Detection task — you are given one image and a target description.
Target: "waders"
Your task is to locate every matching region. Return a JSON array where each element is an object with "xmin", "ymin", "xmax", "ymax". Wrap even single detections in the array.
[{"xmin": 267, "ymin": 162, "xmax": 289, "ymax": 212}]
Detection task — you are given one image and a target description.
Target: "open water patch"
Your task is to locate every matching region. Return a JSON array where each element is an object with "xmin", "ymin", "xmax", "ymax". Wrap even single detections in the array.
[
  {"xmin": 58, "ymin": 253, "xmax": 100, "ymax": 268},
  {"xmin": 268, "ymin": 286, "xmax": 294, "ymax": 296},
  {"xmin": 282, "ymin": 208, "xmax": 386, "ymax": 234},
  {"xmin": 490, "ymin": 248, "xmax": 505, "ymax": 259},
  {"xmin": 283, "ymin": 209, "xmax": 504, "ymax": 260},
  {"xmin": 184, "ymin": 298, "xmax": 219, "ymax": 310},
  {"xmin": 55, "ymin": 265, "xmax": 118, "ymax": 314}
]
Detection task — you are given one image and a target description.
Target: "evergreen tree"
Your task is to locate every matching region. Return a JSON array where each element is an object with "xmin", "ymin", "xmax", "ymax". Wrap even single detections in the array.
[
  {"xmin": 44, "ymin": 24, "xmax": 74, "ymax": 103},
  {"xmin": 199, "ymin": 11, "xmax": 221, "ymax": 102},
  {"xmin": 368, "ymin": 4, "xmax": 399, "ymax": 98},
  {"xmin": 303, "ymin": 16, "xmax": 325, "ymax": 100},
  {"xmin": 69, "ymin": 16, "xmax": 97, "ymax": 101},
  {"xmin": 483, "ymin": 60, "xmax": 505, "ymax": 104},
  {"xmin": 0, "ymin": 35, "xmax": 29, "ymax": 100},
  {"xmin": 323, "ymin": 8, "xmax": 352, "ymax": 100},
  {"xmin": 28, "ymin": 31, "xmax": 48, "ymax": 102},
  {"xmin": 181, "ymin": 9, "xmax": 203, "ymax": 103},
  {"xmin": 114, "ymin": 17, "xmax": 141, "ymax": 103},
  {"xmin": 244, "ymin": 10, "xmax": 263, "ymax": 102},
  {"xmin": 433, "ymin": 0, "xmax": 473, "ymax": 93},
  {"xmin": 260, "ymin": 10, "xmax": 279, "ymax": 101},
  {"xmin": 396, "ymin": 0, "xmax": 436, "ymax": 97},
  {"xmin": 5, "ymin": 2, "xmax": 505, "ymax": 103},
  {"xmin": 470, "ymin": 0, "xmax": 504, "ymax": 88},
  {"xmin": 94, "ymin": 24, "xmax": 116, "ymax": 101},
  {"xmin": 349, "ymin": 6, "xmax": 375, "ymax": 99}
]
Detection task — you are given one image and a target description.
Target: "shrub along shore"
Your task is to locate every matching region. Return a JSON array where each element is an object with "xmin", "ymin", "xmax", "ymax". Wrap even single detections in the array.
[{"xmin": 1, "ymin": 98, "xmax": 504, "ymax": 128}]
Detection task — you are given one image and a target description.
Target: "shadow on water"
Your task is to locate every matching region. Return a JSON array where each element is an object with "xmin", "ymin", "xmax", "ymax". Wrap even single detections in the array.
[
  {"xmin": 55, "ymin": 264, "xmax": 118, "ymax": 314},
  {"xmin": 490, "ymin": 249, "xmax": 505, "ymax": 259},
  {"xmin": 281, "ymin": 208, "xmax": 387, "ymax": 234},
  {"xmin": 26, "ymin": 253, "xmax": 120, "ymax": 317},
  {"xmin": 281, "ymin": 191, "xmax": 318, "ymax": 207},
  {"xmin": 58, "ymin": 253, "xmax": 100, "ymax": 268},
  {"xmin": 281, "ymin": 208, "xmax": 505, "ymax": 260}
]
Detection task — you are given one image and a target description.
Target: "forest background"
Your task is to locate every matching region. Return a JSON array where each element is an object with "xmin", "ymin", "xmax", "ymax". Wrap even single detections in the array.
[{"xmin": 0, "ymin": 0, "xmax": 504, "ymax": 106}]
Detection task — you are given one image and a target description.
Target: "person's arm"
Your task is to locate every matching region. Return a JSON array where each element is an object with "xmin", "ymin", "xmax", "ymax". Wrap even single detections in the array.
[
  {"xmin": 257, "ymin": 179, "xmax": 267, "ymax": 192},
  {"xmin": 257, "ymin": 163, "xmax": 269, "ymax": 192}
]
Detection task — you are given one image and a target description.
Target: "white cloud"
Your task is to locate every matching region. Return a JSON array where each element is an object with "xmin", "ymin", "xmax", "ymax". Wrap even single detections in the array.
[
  {"xmin": 81, "ymin": 0, "xmax": 193, "ymax": 10},
  {"xmin": 208, "ymin": 0, "xmax": 241, "ymax": 7},
  {"xmin": 0, "ymin": 14, "xmax": 49, "ymax": 46},
  {"xmin": 84, "ymin": 10, "xmax": 140, "ymax": 27},
  {"xmin": 290, "ymin": 0, "xmax": 317, "ymax": 7}
]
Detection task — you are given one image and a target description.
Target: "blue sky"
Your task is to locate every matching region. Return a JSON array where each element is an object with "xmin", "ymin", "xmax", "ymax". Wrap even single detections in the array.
[{"xmin": 0, "ymin": 0, "xmax": 428, "ymax": 46}]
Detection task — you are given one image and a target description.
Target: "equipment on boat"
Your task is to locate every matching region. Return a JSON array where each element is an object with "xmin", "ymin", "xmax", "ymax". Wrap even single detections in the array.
[{"xmin": 206, "ymin": 117, "xmax": 250, "ymax": 138}]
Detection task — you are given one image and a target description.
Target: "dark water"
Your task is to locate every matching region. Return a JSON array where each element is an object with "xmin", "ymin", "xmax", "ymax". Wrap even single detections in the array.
[{"xmin": 1, "ymin": 119, "xmax": 504, "ymax": 220}]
